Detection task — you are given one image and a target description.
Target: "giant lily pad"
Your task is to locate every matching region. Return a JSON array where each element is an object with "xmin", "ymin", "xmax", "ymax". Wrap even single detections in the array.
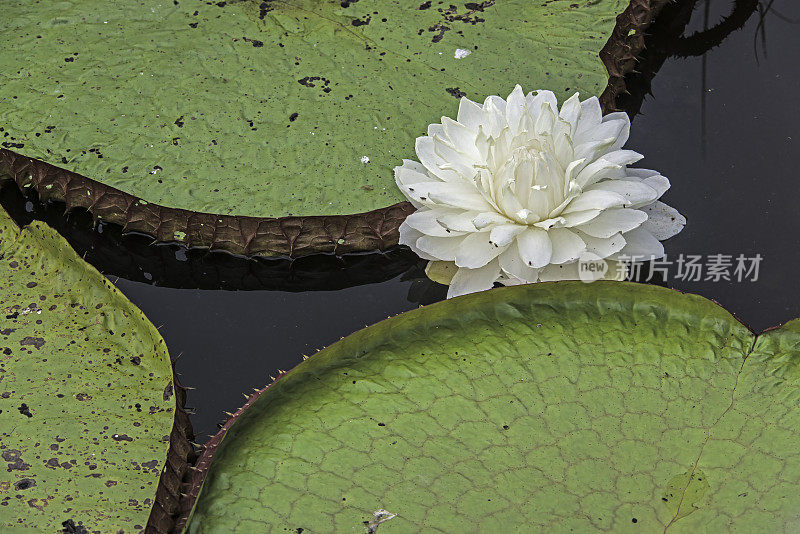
[
  {"xmin": 0, "ymin": 0, "xmax": 667, "ymax": 257},
  {"xmin": 183, "ymin": 282, "xmax": 800, "ymax": 531},
  {"xmin": 0, "ymin": 207, "xmax": 189, "ymax": 532}
]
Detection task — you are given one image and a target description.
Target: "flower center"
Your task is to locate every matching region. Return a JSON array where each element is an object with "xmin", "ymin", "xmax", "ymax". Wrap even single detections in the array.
[{"xmin": 485, "ymin": 142, "xmax": 573, "ymax": 226}]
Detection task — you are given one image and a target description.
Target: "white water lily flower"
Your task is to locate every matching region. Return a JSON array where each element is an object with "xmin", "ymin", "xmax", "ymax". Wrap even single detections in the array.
[{"xmin": 396, "ymin": 85, "xmax": 685, "ymax": 298}]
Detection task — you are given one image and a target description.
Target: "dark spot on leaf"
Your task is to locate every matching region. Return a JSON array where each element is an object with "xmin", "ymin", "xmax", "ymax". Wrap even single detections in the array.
[
  {"xmin": 61, "ymin": 519, "xmax": 90, "ymax": 534},
  {"xmin": 3, "ymin": 450, "xmax": 31, "ymax": 471},
  {"xmin": 259, "ymin": 1, "xmax": 273, "ymax": 19},
  {"xmin": 111, "ymin": 434, "xmax": 133, "ymax": 442},
  {"xmin": 243, "ymin": 37, "xmax": 264, "ymax": 47},
  {"xmin": 428, "ymin": 22, "xmax": 450, "ymax": 42},
  {"xmin": 75, "ymin": 393, "xmax": 92, "ymax": 401},
  {"xmin": 11, "ymin": 329, "xmax": 33, "ymax": 347},
  {"xmin": 446, "ymin": 87, "xmax": 467, "ymax": 98},
  {"xmin": 14, "ymin": 478, "xmax": 35, "ymax": 490},
  {"xmin": 289, "ymin": 112, "xmax": 299, "ymax": 122},
  {"xmin": 141, "ymin": 459, "xmax": 159, "ymax": 470},
  {"xmin": 18, "ymin": 403, "xmax": 33, "ymax": 417},
  {"xmin": 2, "ymin": 450, "xmax": 21, "ymax": 461}
]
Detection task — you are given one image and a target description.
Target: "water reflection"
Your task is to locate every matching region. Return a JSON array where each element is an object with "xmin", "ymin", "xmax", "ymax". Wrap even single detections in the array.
[{"xmin": 0, "ymin": 183, "xmax": 424, "ymax": 292}]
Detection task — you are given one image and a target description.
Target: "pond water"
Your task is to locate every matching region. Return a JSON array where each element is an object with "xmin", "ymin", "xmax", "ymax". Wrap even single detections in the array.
[{"xmin": 2, "ymin": 0, "xmax": 798, "ymax": 442}]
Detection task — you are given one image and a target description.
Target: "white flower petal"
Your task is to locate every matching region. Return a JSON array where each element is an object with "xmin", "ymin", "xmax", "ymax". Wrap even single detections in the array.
[
  {"xmin": 397, "ymin": 158, "xmax": 430, "ymax": 177},
  {"xmin": 576, "ymin": 117, "xmax": 626, "ymax": 146},
  {"xmin": 640, "ymin": 201, "xmax": 686, "ymax": 240},
  {"xmin": 527, "ymin": 90, "xmax": 558, "ymax": 122},
  {"xmin": 455, "ymin": 231, "xmax": 508, "ymax": 269},
  {"xmin": 573, "ymin": 157, "xmax": 621, "ymax": 189},
  {"xmin": 576, "ymin": 208, "xmax": 648, "ymax": 238},
  {"xmin": 558, "ymin": 92, "xmax": 582, "ymax": 136},
  {"xmin": 399, "ymin": 223, "xmax": 438, "ymax": 260},
  {"xmin": 438, "ymin": 210, "xmax": 483, "ymax": 232},
  {"xmin": 563, "ymin": 190, "xmax": 626, "ymax": 214},
  {"xmin": 625, "ymin": 169, "xmax": 671, "ymax": 199},
  {"xmin": 457, "ymin": 97, "xmax": 484, "ymax": 131},
  {"xmin": 548, "ymin": 227, "xmax": 586, "ymax": 264},
  {"xmin": 573, "ymin": 138, "xmax": 619, "ymax": 167},
  {"xmin": 499, "ymin": 241, "xmax": 540, "ymax": 282},
  {"xmin": 447, "ymin": 260, "xmax": 501, "ymax": 298},
  {"xmin": 415, "ymin": 136, "xmax": 465, "ymax": 182},
  {"xmin": 601, "ymin": 112, "xmax": 631, "ymax": 152},
  {"xmin": 497, "ymin": 272, "xmax": 526, "ymax": 286},
  {"xmin": 441, "ymin": 117, "xmax": 480, "ymax": 158},
  {"xmin": 561, "ymin": 209, "xmax": 601, "ymax": 227},
  {"xmin": 395, "ymin": 162, "xmax": 433, "ymax": 186},
  {"xmin": 489, "ymin": 224, "xmax": 525, "ymax": 248},
  {"xmin": 416, "ymin": 234, "xmax": 468, "ymax": 261},
  {"xmin": 505, "ymin": 84, "xmax": 526, "ymax": 134},
  {"xmin": 410, "ymin": 181, "xmax": 493, "ymax": 211},
  {"xmin": 615, "ymin": 227, "xmax": 665, "ymax": 260},
  {"xmin": 473, "ymin": 211, "xmax": 513, "ymax": 229},
  {"xmin": 601, "ymin": 149, "xmax": 644, "ymax": 167},
  {"xmin": 516, "ymin": 227, "xmax": 552, "ymax": 268},
  {"xmin": 425, "ymin": 260, "xmax": 458, "ymax": 285},
  {"xmin": 538, "ymin": 262, "xmax": 581, "ymax": 282},
  {"xmin": 482, "ymin": 96, "xmax": 507, "ymax": 137},
  {"xmin": 404, "ymin": 209, "xmax": 466, "ymax": 237},
  {"xmin": 576, "ymin": 231, "xmax": 626, "ymax": 257},
  {"xmin": 586, "ymin": 179, "xmax": 659, "ymax": 208},
  {"xmin": 578, "ymin": 96, "xmax": 603, "ymax": 129},
  {"xmin": 432, "ymin": 134, "xmax": 478, "ymax": 179},
  {"xmin": 534, "ymin": 101, "xmax": 556, "ymax": 137}
]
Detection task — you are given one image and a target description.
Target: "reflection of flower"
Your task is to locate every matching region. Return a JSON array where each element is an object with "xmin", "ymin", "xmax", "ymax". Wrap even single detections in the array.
[{"xmin": 396, "ymin": 86, "xmax": 685, "ymax": 298}]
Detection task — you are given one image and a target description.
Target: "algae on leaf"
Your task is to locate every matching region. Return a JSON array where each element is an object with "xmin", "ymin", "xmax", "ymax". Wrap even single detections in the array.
[
  {"xmin": 184, "ymin": 282, "xmax": 800, "ymax": 532},
  {"xmin": 0, "ymin": 207, "xmax": 180, "ymax": 532},
  {"xmin": 0, "ymin": 0, "xmax": 660, "ymax": 256}
]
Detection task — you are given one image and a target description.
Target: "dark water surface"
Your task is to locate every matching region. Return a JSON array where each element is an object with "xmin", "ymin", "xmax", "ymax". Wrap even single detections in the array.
[
  {"xmin": 627, "ymin": 0, "xmax": 800, "ymax": 332},
  {"xmin": 2, "ymin": 0, "xmax": 798, "ymax": 441}
]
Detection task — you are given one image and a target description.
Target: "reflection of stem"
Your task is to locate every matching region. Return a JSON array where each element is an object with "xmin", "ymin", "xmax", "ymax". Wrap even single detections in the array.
[
  {"xmin": 701, "ymin": 0, "xmax": 710, "ymax": 158},
  {"xmin": 670, "ymin": 0, "xmax": 759, "ymax": 57},
  {"xmin": 767, "ymin": 5, "xmax": 800, "ymax": 24},
  {"xmin": 615, "ymin": 0, "xmax": 699, "ymax": 119},
  {"xmin": 753, "ymin": 0, "xmax": 777, "ymax": 63}
]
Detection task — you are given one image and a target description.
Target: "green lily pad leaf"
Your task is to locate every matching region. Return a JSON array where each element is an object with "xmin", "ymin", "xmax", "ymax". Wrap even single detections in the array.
[
  {"xmin": 0, "ymin": 0, "xmax": 664, "ymax": 256},
  {"xmin": 0, "ymin": 207, "xmax": 182, "ymax": 532},
  {"xmin": 184, "ymin": 282, "xmax": 800, "ymax": 532}
]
